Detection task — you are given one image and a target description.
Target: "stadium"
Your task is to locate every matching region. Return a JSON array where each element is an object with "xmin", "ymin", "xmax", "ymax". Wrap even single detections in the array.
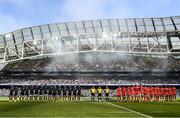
[{"xmin": 0, "ymin": 16, "xmax": 180, "ymax": 117}]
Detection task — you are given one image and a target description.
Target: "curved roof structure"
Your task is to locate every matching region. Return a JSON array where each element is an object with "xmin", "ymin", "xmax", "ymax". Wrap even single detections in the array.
[{"xmin": 0, "ymin": 16, "xmax": 180, "ymax": 63}]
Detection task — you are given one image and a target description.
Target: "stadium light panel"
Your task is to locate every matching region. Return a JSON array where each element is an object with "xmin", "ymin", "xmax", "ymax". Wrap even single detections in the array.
[
  {"xmin": 33, "ymin": 40, "xmax": 37, "ymax": 45},
  {"xmin": 113, "ymin": 33, "xmax": 118, "ymax": 37},
  {"xmin": 102, "ymin": 32, "xmax": 108, "ymax": 39},
  {"xmin": 5, "ymin": 33, "xmax": 11, "ymax": 38}
]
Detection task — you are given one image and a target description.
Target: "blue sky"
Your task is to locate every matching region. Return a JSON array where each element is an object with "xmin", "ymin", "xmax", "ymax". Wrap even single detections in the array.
[{"xmin": 0, "ymin": 0, "xmax": 180, "ymax": 34}]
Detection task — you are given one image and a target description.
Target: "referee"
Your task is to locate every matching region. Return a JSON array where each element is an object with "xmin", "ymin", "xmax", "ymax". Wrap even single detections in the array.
[
  {"xmin": 97, "ymin": 87, "xmax": 102, "ymax": 102},
  {"xmin": 90, "ymin": 86, "xmax": 96, "ymax": 101},
  {"xmin": 104, "ymin": 86, "xmax": 110, "ymax": 101}
]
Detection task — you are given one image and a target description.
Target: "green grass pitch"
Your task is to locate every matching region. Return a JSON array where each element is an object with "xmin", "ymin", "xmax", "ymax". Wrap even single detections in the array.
[{"xmin": 0, "ymin": 97, "xmax": 180, "ymax": 117}]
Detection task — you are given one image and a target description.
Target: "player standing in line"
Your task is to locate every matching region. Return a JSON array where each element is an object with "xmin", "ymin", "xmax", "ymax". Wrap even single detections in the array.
[
  {"xmin": 67, "ymin": 86, "xmax": 72, "ymax": 101},
  {"xmin": 29, "ymin": 85, "xmax": 34, "ymax": 101},
  {"xmin": 168, "ymin": 86, "xmax": 171, "ymax": 101},
  {"xmin": 97, "ymin": 86, "xmax": 102, "ymax": 102},
  {"xmin": 24, "ymin": 86, "xmax": 29, "ymax": 102},
  {"xmin": 34, "ymin": 86, "xmax": 39, "ymax": 102},
  {"xmin": 52, "ymin": 86, "xmax": 57, "ymax": 102},
  {"xmin": 39, "ymin": 86, "xmax": 43, "ymax": 102},
  {"xmin": 141, "ymin": 85, "xmax": 145, "ymax": 102},
  {"xmin": 127, "ymin": 87, "xmax": 131, "ymax": 102},
  {"xmin": 122, "ymin": 87, "xmax": 127, "ymax": 102},
  {"xmin": 104, "ymin": 86, "xmax": 110, "ymax": 101},
  {"xmin": 155, "ymin": 86, "xmax": 159, "ymax": 101},
  {"xmin": 62, "ymin": 86, "xmax": 67, "ymax": 102},
  {"xmin": 72, "ymin": 86, "xmax": 77, "ymax": 102},
  {"xmin": 147, "ymin": 86, "xmax": 151, "ymax": 102},
  {"xmin": 137, "ymin": 85, "xmax": 141, "ymax": 102},
  {"xmin": 164, "ymin": 86, "xmax": 168, "ymax": 101},
  {"xmin": 131, "ymin": 86, "xmax": 135, "ymax": 102},
  {"xmin": 57, "ymin": 86, "xmax": 62, "ymax": 102},
  {"xmin": 143, "ymin": 85, "xmax": 147, "ymax": 102},
  {"xmin": 19, "ymin": 86, "xmax": 25, "ymax": 102},
  {"xmin": 9, "ymin": 86, "xmax": 14, "ymax": 102},
  {"xmin": 77, "ymin": 86, "xmax": 81, "ymax": 102},
  {"xmin": 169, "ymin": 86, "xmax": 173, "ymax": 101},
  {"xmin": 55, "ymin": 86, "xmax": 59, "ymax": 102},
  {"xmin": 149, "ymin": 86, "xmax": 153, "ymax": 101},
  {"xmin": 172, "ymin": 86, "xmax": 176, "ymax": 101},
  {"xmin": 116, "ymin": 86, "xmax": 122, "ymax": 102},
  {"xmin": 90, "ymin": 86, "xmax": 96, "ymax": 101},
  {"xmin": 43, "ymin": 84, "xmax": 48, "ymax": 102},
  {"xmin": 14, "ymin": 87, "xmax": 19, "ymax": 102},
  {"xmin": 159, "ymin": 86, "xmax": 163, "ymax": 101},
  {"xmin": 49, "ymin": 86, "xmax": 53, "ymax": 102},
  {"xmin": 156, "ymin": 86, "xmax": 160, "ymax": 101}
]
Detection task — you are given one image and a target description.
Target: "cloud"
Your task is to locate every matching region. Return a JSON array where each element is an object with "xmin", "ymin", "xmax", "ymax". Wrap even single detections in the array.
[
  {"xmin": 53, "ymin": 0, "xmax": 132, "ymax": 22},
  {"xmin": 0, "ymin": 14, "xmax": 32, "ymax": 34}
]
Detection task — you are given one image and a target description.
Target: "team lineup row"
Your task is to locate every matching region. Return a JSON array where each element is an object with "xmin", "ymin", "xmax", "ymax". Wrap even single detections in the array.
[
  {"xmin": 8, "ymin": 85, "xmax": 177, "ymax": 102},
  {"xmin": 115, "ymin": 86, "xmax": 176, "ymax": 102},
  {"xmin": 9, "ymin": 85, "xmax": 82, "ymax": 102}
]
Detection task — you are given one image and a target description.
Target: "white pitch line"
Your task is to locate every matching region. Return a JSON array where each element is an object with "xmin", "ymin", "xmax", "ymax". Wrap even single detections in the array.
[{"xmin": 107, "ymin": 102, "xmax": 152, "ymax": 118}]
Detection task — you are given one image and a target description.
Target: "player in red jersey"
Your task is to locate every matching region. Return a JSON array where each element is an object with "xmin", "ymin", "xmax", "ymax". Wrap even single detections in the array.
[
  {"xmin": 172, "ymin": 86, "xmax": 176, "ymax": 101},
  {"xmin": 160, "ymin": 86, "xmax": 165, "ymax": 101},
  {"xmin": 137, "ymin": 85, "xmax": 141, "ymax": 102},
  {"xmin": 147, "ymin": 86, "xmax": 151, "ymax": 101},
  {"xmin": 169, "ymin": 86, "xmax": 173, "ymax": 101},
  {"xmin": 127, "ymin": 87, "xmax": 131, "ymax": 102},
  {"xmin": 164, "ymin": 86, "xmax": 169, "ymax": 101},
  {"xmin": 154, "ymin": 86, "xmax": 158, "ymax": 101},
  {"xmin": 149, "ymin": 86, "xmax": 154, "ymax": 101},
  {"xmin": 139, "ymin": 85, "xmax": 144, "ymax": 102},
  {"xmin": 156, "ymin": 86, "xmax": 161, "ymax": 101},
  {"xmin": 116, "ymin": 86, "xmax": 122, "ymax": 102},
  {"xmin": 130, "ymin": 86, "xmax": 135, "ymax": 102},
  {"xmin": 134, "ymin": 85, "xmax": 139, "ymax": 101},
  {"xmin": 143, "ymin": 85, "xmax": 148, "ymax": 102},
  {"xmin": 122, "ymin": 87, "xmax": 127, "ymax": 102}
]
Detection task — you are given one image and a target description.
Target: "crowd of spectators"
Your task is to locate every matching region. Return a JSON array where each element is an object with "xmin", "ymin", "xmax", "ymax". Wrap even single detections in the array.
[
  {"xmin": 0, "ymin": 89, "xmax": 9, "ymax": 96},
  {"xmin": 3, "ymin": 53, "xmax": 180, "ymax": 71},
  {"xmin": 0, "ymin": 78, "xmax": 180, "ymax": 85}
]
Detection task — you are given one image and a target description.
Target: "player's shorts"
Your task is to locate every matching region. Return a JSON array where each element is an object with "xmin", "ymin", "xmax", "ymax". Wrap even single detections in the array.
[
  {"xmin": 98, "ymin": 93, "xmax": 102, "ymax": 96},
  {"xmin": 63, "ymin": 93, "xmax": 66, "ymax": 96},
  {"xmin": 14, "ymin": 93, "xmax": 18, "ymax": 97},
  {"xmin": 9, "ymin": 93, "xmax": 13, "ymax": 96},
  {"xmin": 117, "ymin": 94, "xmax": 121, "ymax": 97},
  {"xmin": 73, "ymin": 93, "xmax": 77, "ymax": 96},
  {"xmin": 77, "ymin": 92, "xmax": 81, "ymax": 96},
  {"xmin": 91, "ymin": 93, "xmax": 95, "ymax": 96},
  {"xmin": 48, "ymin": 94, "xmax": 52, "ymax": 96},
  {"xmin": 105, "ymin": 93, "xmax": 109, "ymax": 96}
]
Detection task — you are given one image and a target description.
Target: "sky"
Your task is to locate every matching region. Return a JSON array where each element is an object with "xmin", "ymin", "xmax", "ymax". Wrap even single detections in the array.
[{"xmin": 0, "ymin": 0, "xmax": 180, "ymax": 34}]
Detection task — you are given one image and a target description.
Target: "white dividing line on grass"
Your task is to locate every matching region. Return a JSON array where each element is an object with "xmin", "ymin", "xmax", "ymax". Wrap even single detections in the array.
[{"xmin": 107, "ymin": 102, "xmax": 152, "ymax": 118}]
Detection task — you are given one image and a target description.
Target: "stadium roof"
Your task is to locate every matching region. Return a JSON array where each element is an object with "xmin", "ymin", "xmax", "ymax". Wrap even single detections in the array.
[{"xmin": 0, "ymin": 16, "xmax": 180, "ymax": 63}]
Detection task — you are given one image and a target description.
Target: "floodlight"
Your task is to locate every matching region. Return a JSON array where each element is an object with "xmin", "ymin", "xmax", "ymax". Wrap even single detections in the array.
[
  {"xmin": 5, "ymin": 34, "xmax": 11, "ymax": 38},
  {"xmin": 113, "ymin": 33, "xmax": 118, "ymax": 37},
  {"xmin": 102, "ymin": 32, "xmax": 107, "ymax": 38},
  {"xmin": 33, "ymin": 40, "xmax": 37, "ymax": 45}
]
